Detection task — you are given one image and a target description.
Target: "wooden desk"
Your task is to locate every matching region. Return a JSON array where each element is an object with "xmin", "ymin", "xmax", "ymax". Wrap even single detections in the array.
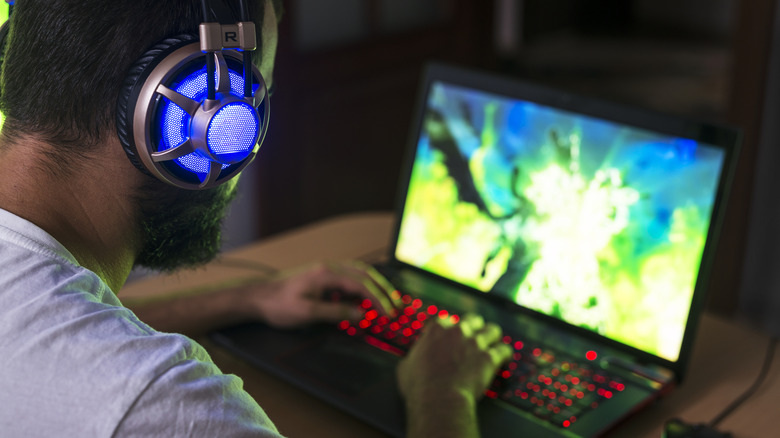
[{"xmin": 121, "ymin": 212, "xmax": 779, "ymax": 438}]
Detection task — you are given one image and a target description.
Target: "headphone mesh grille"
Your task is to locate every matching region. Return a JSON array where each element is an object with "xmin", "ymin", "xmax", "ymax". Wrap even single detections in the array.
[
  {"xmin": 159, "ymin": 66, "xmax": 251, "ymax": 175},
  {"xmin": 207, "ymin": 103, "xmax": 258, "ymax": 161}
]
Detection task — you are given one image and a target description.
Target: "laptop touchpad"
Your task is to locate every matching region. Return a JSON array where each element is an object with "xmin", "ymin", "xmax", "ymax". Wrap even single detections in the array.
[{"xmin": 279, "ymin": 334, "xmax": 399, "ymax": 397}]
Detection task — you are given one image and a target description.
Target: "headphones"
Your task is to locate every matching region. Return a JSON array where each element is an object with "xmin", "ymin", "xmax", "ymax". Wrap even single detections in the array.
[{"xmin": 1, "ymin": 0, "xmax": 270, "ymax": 190}]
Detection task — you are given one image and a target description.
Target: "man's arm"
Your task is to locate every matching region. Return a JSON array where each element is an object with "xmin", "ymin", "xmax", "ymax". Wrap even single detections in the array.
[
  {"xmin": 122, "ymin": 261, "xmax": 400, "ymax": 336},
  {"xmin": 124, "ymin": 261, "xmax": 511, "ymax": 436}
]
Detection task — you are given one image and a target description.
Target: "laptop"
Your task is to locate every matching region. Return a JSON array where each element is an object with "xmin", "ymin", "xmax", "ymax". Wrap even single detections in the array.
[{"xmin": 211, "ymin": 62, "xmax": 740, "ymax": 437}]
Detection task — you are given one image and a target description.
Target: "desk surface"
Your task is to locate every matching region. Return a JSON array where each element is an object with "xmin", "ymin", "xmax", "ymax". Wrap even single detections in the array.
[{"xmin": 121, "ymin": 212, "xmax": 779, "ymax": 438}]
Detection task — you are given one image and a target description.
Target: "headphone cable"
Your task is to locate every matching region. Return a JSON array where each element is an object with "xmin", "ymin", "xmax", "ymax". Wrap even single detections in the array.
[{"xmin": 201, "ymin": 0, "xmax": 217, "ymax": 100}]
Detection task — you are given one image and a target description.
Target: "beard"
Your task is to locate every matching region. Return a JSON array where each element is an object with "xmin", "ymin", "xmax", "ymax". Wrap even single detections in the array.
[{"xmin": 132, "ymin": 176, "xmax": 239, "ymax": 272}]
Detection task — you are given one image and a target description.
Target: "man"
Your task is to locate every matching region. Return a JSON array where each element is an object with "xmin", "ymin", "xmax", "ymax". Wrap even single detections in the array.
[{"xmin": 0, "ymin": 1, "xmax": 512, "ymax": 437}]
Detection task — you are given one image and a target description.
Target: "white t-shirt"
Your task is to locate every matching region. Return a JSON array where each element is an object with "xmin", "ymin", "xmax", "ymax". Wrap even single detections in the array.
[{"xmin": 0, "ymin": 208, "xmax": 282, "ymax": 437}]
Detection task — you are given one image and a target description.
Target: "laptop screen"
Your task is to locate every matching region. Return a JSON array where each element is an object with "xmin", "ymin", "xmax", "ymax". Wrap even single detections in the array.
[{"xmin": 394, "ymin": 76, "xmax": 728, "ymax": 363}]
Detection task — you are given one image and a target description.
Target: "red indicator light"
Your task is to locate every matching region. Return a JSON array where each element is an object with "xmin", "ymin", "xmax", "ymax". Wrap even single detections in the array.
[
  {"xmin": 427, "ymin": 305, "xmax": 438, "ymax": 315},
  {"xmin": 604, "ymin": 390, "xmax": 613, "ymax": 399},
  {"xmin": 438, "ymin": 310, "xmax": 449, "ymax": 319},
  {"xmin": 361, "ymin": 299, "xmax": 373, "ymax": 309},
  {"xmin": 563, "ymin": 420, "xmax": 571, "ymax": 428},
  {"xmin": 365, "ymin": 310, "xmax": 378, "ymax": 320},
  {"xmin": 586, "ymin": 350, "xmax": 598, "ymax": 361},
  {"xmin": 514, "ymin": 341, "xmax": 524, "ymax": 350},
  {"xmin": 411, "ymin": 298, "xmax": 423, "ymax": 309}
]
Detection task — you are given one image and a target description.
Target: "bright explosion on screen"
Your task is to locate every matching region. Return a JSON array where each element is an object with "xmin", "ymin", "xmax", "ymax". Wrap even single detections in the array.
[{"xmin": 396, "ymin": 82, "xmax": 725, "ymax": 362}]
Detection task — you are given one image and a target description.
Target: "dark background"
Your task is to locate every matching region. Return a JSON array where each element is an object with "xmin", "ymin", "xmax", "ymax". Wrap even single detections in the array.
[{"xmin": 247, "ymin": 0, "xmax": 774, "ymax": 318}]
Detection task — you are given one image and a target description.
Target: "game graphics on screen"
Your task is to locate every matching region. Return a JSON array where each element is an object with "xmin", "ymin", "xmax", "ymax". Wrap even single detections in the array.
[{"xmin": 396, "ymin": 82, "xmax": 726, "ymax": 361}]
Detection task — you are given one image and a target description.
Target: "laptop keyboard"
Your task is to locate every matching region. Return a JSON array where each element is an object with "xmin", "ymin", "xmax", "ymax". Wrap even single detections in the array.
[{"xmin": 335, "ymin": 291, "xmax": 627, "ymax": 430}]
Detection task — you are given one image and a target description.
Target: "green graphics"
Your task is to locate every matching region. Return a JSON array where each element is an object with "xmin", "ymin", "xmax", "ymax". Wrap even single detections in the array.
[
  {"xmin": 396, "ymin": 82, "xmax": 725, "ymax": 362},
  {"xmin": 0, "ymin": 6, "xmax": 7, "ymax": 129}
]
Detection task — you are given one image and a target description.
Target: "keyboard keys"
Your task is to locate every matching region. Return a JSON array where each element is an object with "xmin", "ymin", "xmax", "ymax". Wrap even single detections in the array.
[{"xmin": 335, "ymin": 293, "xmax": 627, "ymax": 429}]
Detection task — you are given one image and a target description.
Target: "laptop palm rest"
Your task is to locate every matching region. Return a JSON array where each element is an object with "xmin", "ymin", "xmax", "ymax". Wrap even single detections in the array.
[{"xmin": 279, "ymin": 335, "xmax": 397, "ymax": 396}]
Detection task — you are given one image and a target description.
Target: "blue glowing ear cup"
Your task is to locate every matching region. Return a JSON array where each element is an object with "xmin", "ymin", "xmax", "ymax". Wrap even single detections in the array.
[{"xmin": 116, "ymin": 35, "xmax": 270, "ymax": 190}]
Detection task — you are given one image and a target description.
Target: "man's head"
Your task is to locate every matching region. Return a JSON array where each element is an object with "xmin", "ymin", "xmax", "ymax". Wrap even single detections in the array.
[{"xmin": 0, "ymin": 0, "xmax": 281, "ymax": 272}]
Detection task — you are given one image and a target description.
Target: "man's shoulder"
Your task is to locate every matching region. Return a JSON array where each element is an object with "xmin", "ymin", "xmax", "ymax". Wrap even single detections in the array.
[{"xmin": 0, "ymin": 243, "xmax": 227, "ymax": 435}]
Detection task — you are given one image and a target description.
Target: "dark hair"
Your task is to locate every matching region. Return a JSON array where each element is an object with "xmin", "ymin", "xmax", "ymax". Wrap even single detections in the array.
[{"xmin": 0, "ymin": 0, "xmax": 281, "ymax": 169}]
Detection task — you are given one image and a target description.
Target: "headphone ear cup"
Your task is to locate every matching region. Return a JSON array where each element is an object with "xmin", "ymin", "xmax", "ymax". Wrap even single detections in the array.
[
  {"xmin": 117, "ymin": 32, "xmax": 268, "ymax": 190},
  {"xmin": 116, "ymin": 34, "xmax": 197, "ymax": 176}
]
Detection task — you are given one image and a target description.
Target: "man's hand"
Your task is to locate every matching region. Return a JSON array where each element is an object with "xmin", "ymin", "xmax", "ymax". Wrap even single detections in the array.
[
  {"xmin": 397, "ymin": 313, "xmax": 513, "ymax": 438},
  {"xmin": 247, "ymin": 261, "xmax": 401, "ymax": 329}
]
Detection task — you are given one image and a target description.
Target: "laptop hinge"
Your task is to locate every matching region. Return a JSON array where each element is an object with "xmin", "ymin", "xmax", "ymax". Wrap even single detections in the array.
[{"xmin": 603, "ymin": 355, "xmax": 676, "ymax": 390}]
